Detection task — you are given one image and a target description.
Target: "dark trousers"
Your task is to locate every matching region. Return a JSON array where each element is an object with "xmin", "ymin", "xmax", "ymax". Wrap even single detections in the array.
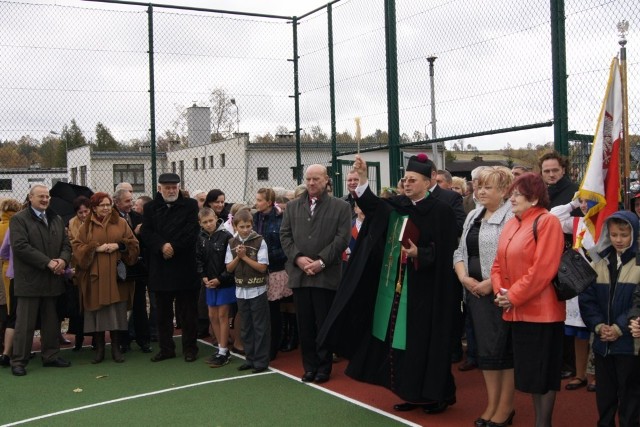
[
  {"xmin": 154, "ymin": 289, "xmax": 199, "ymax": 357},
  {"xmin": 595, "ymin": 353, "xmax": 640, "ymax": 427},
  {"xmin": 12, "ymin": 296, "xmax": 60, "ymax": 367},
  {"xmin": 292, "ymin": 287, "xmax": 335, "ymax": 375},
  {"xmin": 237, "ymin": 292, "xmax": 270, "ymax": 369},
  {"xmin": 125, "ymin": 278, "xmax": 151, "ymax": 346},
  {"xmin": 269, "ymin": 300, "xmax": 282, "ymax": 359}
]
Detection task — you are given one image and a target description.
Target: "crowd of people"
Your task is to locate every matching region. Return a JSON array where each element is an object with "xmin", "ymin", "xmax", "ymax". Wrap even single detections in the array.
[{"xmin": 1, "ymin": 150, "xmax": 640, "ymax": 427}]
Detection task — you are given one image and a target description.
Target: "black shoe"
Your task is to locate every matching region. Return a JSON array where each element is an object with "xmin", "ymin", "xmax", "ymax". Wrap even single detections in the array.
[
  {"xmin": 150, "ymin": 352, "xmax": 176, "ymax": 362},
  {"xmin": 301, "ymin": 371, "xmax": 316, "ymax": 382},
  {"xmin": 72, "ymin": 345, "xmax": 82, "ymax": 352},
  {"xmin": 252, "ymin": 367, "xmax": 268, "ymax": 374},
  {"xmin": 423, "ymin": 396, "xmax": 456, "ymax": 414},
  {"xmin": 237, "ymin": 363, "xmax": 253, "ymax": 371},
  {"xmin": 486, "ymin": 410, "xmax": 515, "ymax": 427},
  {"xmin": 474, "ymin": 417, "xmax": 490, "ymax": 427},
  {"xmin": 184, "ymin": 353, "xmax": 197, "ymax": 362},
  {"xmin": 42, "ymin": 357, "xmax": 71, "ymax": 368},
  {"xmin": 0, "ymin": 354, "xmax": 10, "ymax": 366},
  {"xmin": 11, "ymin": 365, "xmax": 27, "ymax": 376},
  {"xmin": 393, "ymin": 402, "xmax": 419, "ymax": 412},
  {"xmin": 120, "ymin": 344, "xmax": 131, "ymax": 354},
  {"xmin": 314, "ymin": 373, "xmax": 330, "ymax": 383},
  {"xmin": 560, "ymin": 370, "xmax": 574, "ymax": 379}
]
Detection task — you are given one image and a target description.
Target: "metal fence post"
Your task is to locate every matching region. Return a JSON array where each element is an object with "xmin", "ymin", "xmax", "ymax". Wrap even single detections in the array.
[
  {"xmin": 384, "ymin": 0, "xmax": 401, "ymax": 186},
  {"xmin": 328, "ymin": 4, "xmax": 341, "ymax": 197},
  {"xmin": 291, "ymin": 16, "xmax": 302, "ymax": 185},
  {"xmin": 147, "ymin": 5, "xmax": 157, "ymax": 190},
  {"xmin": 550, "ymin": 0, "xmax": 568, "ymax": 155}
]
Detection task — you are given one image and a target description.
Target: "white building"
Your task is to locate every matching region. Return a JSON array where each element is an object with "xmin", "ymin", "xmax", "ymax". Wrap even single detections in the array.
[
  {"xmin": 61, "ymin": 105, "xmax": 441, "ymax": 203},
  {"xmin": 0, "ymin": 167, "xmax": 68, "ymax": 201},
  {"xmin": 66, "ymin": 145, "xmax": 167, "ymax": 197}
]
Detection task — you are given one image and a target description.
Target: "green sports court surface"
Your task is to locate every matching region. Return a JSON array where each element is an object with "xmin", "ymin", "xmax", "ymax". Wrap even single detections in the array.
[{"xmin": 0, "ymin": 338, "xmax": 415, "ymax": 426}]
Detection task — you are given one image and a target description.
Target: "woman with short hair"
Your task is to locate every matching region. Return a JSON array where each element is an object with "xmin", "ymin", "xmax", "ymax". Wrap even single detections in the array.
[{"xmin": 491, "ymin": 173, "xmax": 565, "ymax": 427}]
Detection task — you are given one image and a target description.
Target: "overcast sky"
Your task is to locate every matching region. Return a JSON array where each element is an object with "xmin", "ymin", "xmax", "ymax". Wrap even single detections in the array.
[{"xmin": 0, "ymin": 0, "xmax": 637, "ymax": 151}]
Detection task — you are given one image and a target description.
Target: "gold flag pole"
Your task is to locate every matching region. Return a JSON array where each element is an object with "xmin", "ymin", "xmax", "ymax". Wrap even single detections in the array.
[{"xmin": 618, "ymin": 20, "xmax": 630, "ymax": 209}]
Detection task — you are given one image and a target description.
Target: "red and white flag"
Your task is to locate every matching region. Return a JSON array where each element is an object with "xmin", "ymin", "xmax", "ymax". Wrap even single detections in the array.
[{"xmin": 577, "ymin": 58, "xmax": 622, "ymax": 243}]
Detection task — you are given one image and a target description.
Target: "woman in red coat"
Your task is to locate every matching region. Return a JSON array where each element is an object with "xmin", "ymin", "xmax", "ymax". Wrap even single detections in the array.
[{"xmin": 491, "ymin": 173, "xmax": 565, "ymax": 427}]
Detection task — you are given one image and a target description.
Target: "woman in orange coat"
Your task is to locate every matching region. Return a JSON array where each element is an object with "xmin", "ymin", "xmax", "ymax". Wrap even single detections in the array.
[
  {"xmin": 72, "ymin": 192, "xmax": 139, "ymax": 364},
  {"xmin": 491, "ymin": 173, "xmax": 565, "ymax": 427}
]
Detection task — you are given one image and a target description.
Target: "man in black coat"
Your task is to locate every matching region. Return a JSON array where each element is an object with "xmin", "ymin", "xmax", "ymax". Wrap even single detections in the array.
[
  {"xmin": 113, "ymin": 188, "xmax": 151, "ymax": 354},
  {"xmin": 140, "ymin": 173, "xmax": 200, "ymax": 362},
  {"xmin": 319, "ymin": 154, "xmax": 458, "ymax": 414}
]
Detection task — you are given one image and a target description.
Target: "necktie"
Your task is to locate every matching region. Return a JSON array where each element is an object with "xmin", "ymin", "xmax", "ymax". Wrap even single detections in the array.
[
  {"xmin": 40, "ymin": 212, "xmax": 48, "ymax": 226},
  {"xmin": 124, "ymin": 213, "xmax": 132, "ymax": 227},
  {"xmin": 310, "ymin": 197, "xmax": 318, "ymax": 216}
]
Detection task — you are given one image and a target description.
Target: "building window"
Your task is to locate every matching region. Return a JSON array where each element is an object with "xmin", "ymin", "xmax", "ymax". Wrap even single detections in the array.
[
  {"xmin": 291, "ymin": 166, "xmax": 302, "ymax": 181},
  {"xmin": 80, "ymin": 166, "xmax": 87, "ymax": 187},
  {"xmin": 71, "ymin": 168, "xmax": 78, "ymax": 184},
  {"xmin": 28, "ymin": 178, "xmax": 45, "ymax": 185},
  {"xmin": 113, "ymin": 164, "xmax": 144, "ymax": 192},
  {"xmin": 194, "ymin": 158, "xmax": 198, "ymax": 170},
  {"xmin": 201, "ymin": 157, "xmax": 205, "ymax": 170},
  {"xmin": 257, "ymin": 167, "xmax": 269, "ymax": 181},
  {"xmin": 209, "ymin": 155, "xmax": 214, "ymax": 168},
  {"xmin": 171, "ymin": 161, "xmax": 176, "ymax": 173},
  {"xmin": 179, "ymin": 161, "xmax": 184, "ymax": 188},
  {"xmin": 220, "ymin": 153, "xmax": 226, "ymax": 168},
  {"xmin": 0, "ymin": 179, "xmax": 11, "ymax": 191}
]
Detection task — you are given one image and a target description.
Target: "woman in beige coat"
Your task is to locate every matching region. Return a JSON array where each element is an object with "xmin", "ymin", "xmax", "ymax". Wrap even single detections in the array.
[{"xmin": 72, "ymin": 192, "xmax": 139, "ymax": 363}]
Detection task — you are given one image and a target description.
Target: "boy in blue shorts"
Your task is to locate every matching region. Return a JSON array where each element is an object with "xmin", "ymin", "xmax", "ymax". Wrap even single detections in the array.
[
  {"xmin": 225, "ymin": 209, "xmax": 270, "ymax": 373},
  {"xmin": 195, "ymin": 207, "xmax": 235, "ymax": 367}
]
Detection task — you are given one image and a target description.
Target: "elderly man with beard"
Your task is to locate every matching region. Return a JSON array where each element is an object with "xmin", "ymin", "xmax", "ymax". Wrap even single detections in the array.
[{"xmin": 141, "ymin": 173, "xmax": 200, "ymax": 362}]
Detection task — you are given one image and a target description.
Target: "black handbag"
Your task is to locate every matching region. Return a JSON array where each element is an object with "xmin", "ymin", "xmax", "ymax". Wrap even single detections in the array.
[{"xmin": 533, "ymin": 214, "xmax": 597, "ymax": 301}]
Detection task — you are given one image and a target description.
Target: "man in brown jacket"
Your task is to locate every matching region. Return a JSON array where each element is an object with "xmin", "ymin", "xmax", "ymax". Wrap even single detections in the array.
[{"xmin": 10, "ymin": 185, "xmax": 72, "ymax": 376}]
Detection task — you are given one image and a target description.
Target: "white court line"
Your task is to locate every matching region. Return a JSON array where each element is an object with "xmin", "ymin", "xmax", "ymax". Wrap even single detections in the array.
[
  {"xmin": 5, "ymin": 337, "xmax": 418, "ymax": 427},
  {"xmin": 1, "ymin": 372, "xmax": 275, "ymax": 427}
]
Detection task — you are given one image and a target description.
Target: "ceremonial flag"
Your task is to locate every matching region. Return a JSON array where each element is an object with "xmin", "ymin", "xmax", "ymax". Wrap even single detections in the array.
[{"xmin": 577, "ymin": 58, "xmax": 623, "ymax": 243}]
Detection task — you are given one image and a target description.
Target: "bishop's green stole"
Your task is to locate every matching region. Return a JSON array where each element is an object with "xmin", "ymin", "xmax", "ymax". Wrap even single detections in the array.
[{"xmin": 372, "ymin": 210, "xmax": 408, "ymax": 350}]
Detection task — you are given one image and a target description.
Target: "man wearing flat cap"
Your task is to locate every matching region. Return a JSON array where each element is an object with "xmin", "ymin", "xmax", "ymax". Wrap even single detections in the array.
[
  {"xmin": 140, "ymin": 173, "xmax": 201, "ymax": 362},
  {"xmin": 319, "ymin": 154, "xmax": 459, "ymax": 415}
]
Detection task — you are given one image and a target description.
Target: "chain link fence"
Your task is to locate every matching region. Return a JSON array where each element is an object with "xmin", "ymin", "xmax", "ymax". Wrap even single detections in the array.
[{"xmin": 0, "ymin": 0, "xmax": 638, "ymax": 205}]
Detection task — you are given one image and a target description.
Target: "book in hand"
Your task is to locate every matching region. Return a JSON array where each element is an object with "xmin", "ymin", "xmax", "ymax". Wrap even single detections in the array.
[{"xmin": 399, "ymin": 217, "xmax": 419, "ymax": 249}]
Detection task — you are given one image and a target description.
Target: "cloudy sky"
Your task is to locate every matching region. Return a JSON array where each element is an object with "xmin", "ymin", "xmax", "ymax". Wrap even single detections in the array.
[{"xmin": 0, "ymin": 0, "xmax": 637, "ymax": 152}]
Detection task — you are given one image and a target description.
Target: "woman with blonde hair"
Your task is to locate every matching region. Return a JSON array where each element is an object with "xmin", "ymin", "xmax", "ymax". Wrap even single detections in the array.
[
  {"xmin": 72, "ymin": 192, "xmax": 139, "ymax": 363},
  {"xmin": 454, "ymin": 167, "xmax": 515, "ymax": 426},
  {"xmin": 451, "ymin": 176, "xmax": 467, "ymax": 196}
]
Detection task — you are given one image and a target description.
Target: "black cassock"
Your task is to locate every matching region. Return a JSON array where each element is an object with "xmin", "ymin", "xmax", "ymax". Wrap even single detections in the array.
[{"xmin": 318, "ymin": 185, "xmax": 458, "ymax": 403}]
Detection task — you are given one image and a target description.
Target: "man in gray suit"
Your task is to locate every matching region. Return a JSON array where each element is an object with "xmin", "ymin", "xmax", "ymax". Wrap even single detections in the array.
[
  {"xmin": 10, "ymin": 184, "xmax": 72, "ymax": 376},
  {"xmin": 280, "ymin": 164, "xmax": 351, "ymax": 384}
]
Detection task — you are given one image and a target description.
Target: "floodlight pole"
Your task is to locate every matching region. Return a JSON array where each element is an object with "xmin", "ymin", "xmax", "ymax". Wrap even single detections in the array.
[{"xmin": 427, "ymin": 56, "xmax": 438, "ymax": 168}]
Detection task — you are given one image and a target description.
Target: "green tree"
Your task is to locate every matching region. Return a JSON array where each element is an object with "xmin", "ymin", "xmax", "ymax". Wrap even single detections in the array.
[
  {"xmin": 57, "ymin": 119, "xmax": 87, "ymax": 166},
  {"xmin": 95, "ymin": 122, "xmax": 119, "ymax": 151},
  {"xmin": 39, "ymin": 135, "xmax": 61, "ymax": 168}
]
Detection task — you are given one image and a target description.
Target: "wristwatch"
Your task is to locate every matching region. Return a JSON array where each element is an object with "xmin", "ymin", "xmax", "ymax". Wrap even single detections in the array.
[{"xmin": 319, "ymin": 259, "xmax": 326, "ymax": 269}]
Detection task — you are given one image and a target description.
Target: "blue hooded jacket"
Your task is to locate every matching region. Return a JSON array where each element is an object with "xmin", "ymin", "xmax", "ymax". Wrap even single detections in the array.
[{"xmin": 579, "ymin": 210, "xmax": 640, "ymax": 357}]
